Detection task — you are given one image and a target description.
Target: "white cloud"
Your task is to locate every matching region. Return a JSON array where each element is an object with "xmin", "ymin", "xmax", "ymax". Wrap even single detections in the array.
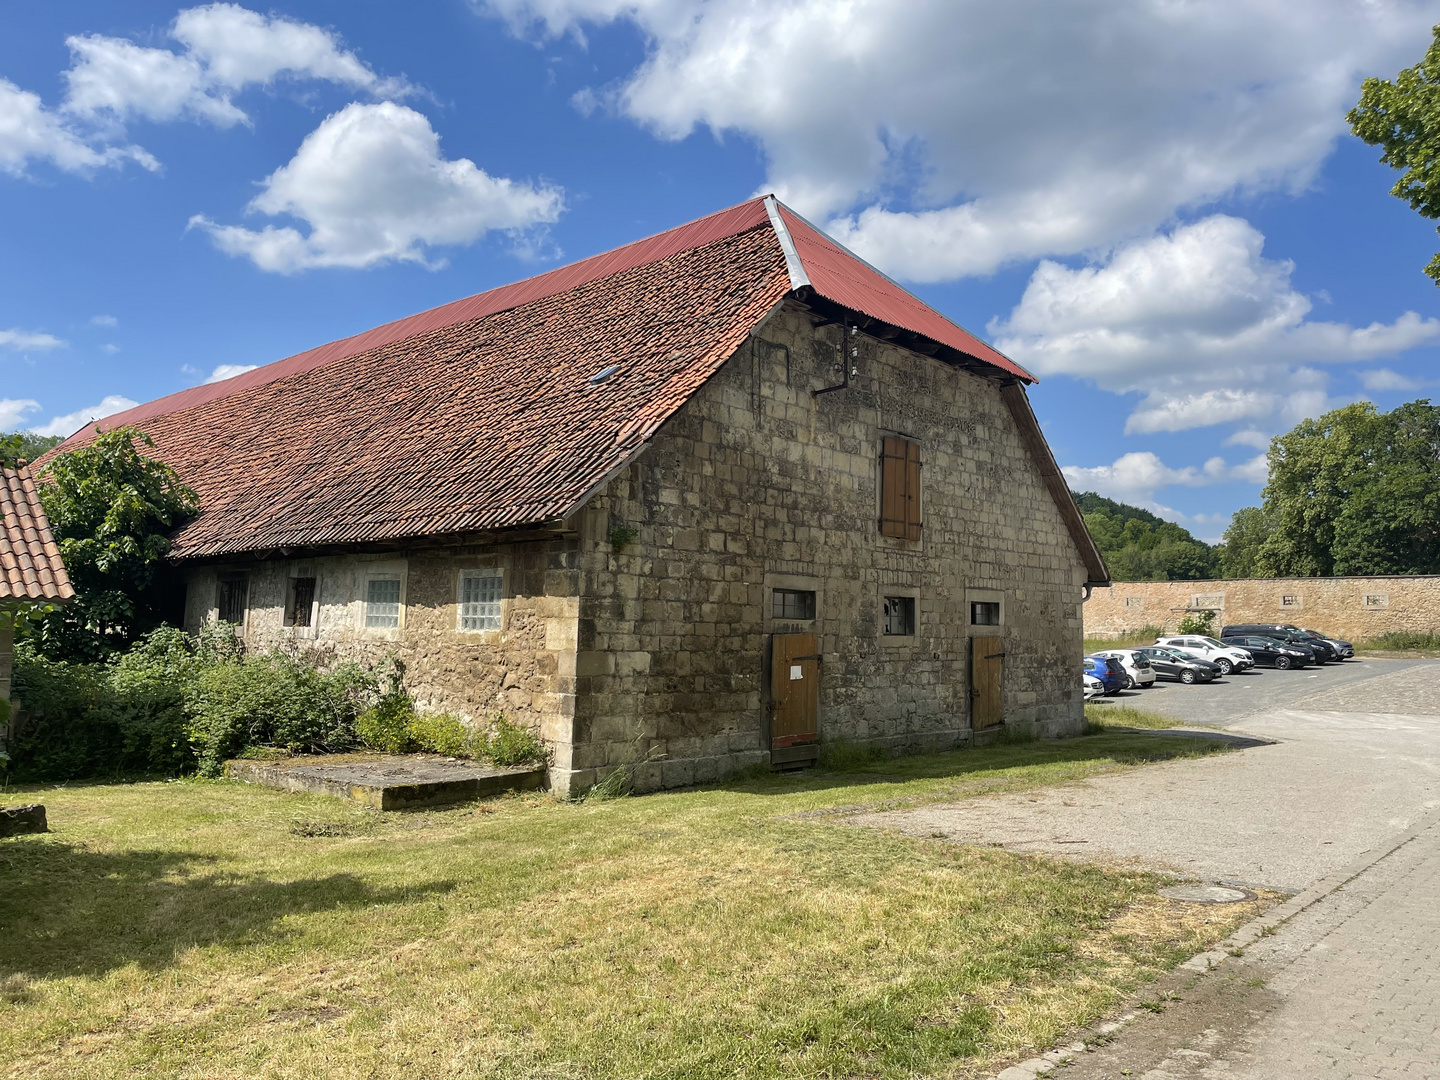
[
  {"xmin": 204, "ymin": 363, "xmax": 257, "ymax": 383},
  {"xmin": 0, "ymin": 398, "xmax": 41, "ymax": 431},
  {"xmin": 1064, "ymin": 449, "xmax": 1267, "ymax": 510},
  {"xmin": 1357, "ymin": 366, "xmax": 1425, "ymax": 391},
  {"xmin": 100, "ymin": 343, "xmax": 121, "ymax": 354},
  {"xmin": 63, "ymin": 3, "xmax": 410, "ymax": 128},
  {"xmin": 190, "ymin": 102, "xmax": 564, "ymax": 272},
  {"xmin": 991, "ymin": 216, "xmax": 1440, "ymax": 434},
  {"xmin": 30, "ymin": 395, "xmax": 139, "ymax": 439},
  {"xmin": 90, "ymin": 314, "xmax": 118, "ymax": 327},
  {"xmin": 0, "ymin": 327, "xmax": 66, "ymax": 351},
  {"xmin": 480, "ymin": 0, "xmax": 1436, "ymax": 280},
  {"xmin": 0, "ymin": 77, "xmax": 156, "ymax": 177},
  {"xmin": 1224, "ymin": 429, "xmax": 1271, "ymax": 451}
]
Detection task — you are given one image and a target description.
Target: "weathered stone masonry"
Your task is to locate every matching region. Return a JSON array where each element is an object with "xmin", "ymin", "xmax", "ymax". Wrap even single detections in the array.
[{"xmin": 183, "ymin": 301, "xmax": 1090, "ymax": 796}]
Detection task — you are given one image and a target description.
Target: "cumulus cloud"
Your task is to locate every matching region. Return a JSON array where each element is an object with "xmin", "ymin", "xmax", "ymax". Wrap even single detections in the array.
[
  {"xmin": 990, "ymin": 216, "xmax": 1440, "ymax": 435},
  {"xmin": 480, "ymin": 0, "xmax": 1435, "ymax": 280},
  {"xmin": 189, "ymin": 102, "xmax": 564, "ymax": 272},
  {"xmin": 1357, "ymin": 366, "xmax": 1425, "ymax": 391},
  {"xmin": 0, "ymin": 398, "xmax": 41, "ymax": 430},
  {"xmin": 63, "ymin": 3, "xmax": 410, "ymax": 128},
  {"xmin": 1224, "ymin": 429, "xmax": 1271, "ymax": 451},
  {"xmin": 204, "ymin": 363, "xmax": 257, "ymax": 383},
  {"xmin": 30, "ymin": 395, "xmax": 140, "ymax": 439},
  {"xmin": 90, "ymin": 314, "xmax": 118, "ymax": 327},
  {"xmin": 0, "ymin": 78, "xmax": 156, "ymax": 177},
  {"xmin": 1063, "ymin": 449, "xmax": 1268, "ymax": 510},
  {"xmin": 0, "ymin": 327, "xmax": 66, "ymax": 351}
]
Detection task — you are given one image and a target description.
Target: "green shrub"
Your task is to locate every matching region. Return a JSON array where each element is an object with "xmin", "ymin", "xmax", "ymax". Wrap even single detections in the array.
[
  {"xmin": 478, "ymin": 713, "xmax": 549, "ymax": 767},
  {"xmin": 186, "ymin": 653, "xmax": 377, "ymax": 777},
  {"xmin": 1365, "ymin": 631, "xmax": 1440, "ymax": 652},
  {"xmin": 406, "ymin": 710, "xmax": 473, "ymax": 757},
  {"xmin": 1176, "ymin": 610, "xmax": 1217, "ymax": 636},
  {"xmin": 356, "ymin": 692, "xmax": 417, "ymax": 754}
]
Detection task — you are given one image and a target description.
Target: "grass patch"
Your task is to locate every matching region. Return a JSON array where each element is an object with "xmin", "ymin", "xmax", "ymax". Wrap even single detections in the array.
[
  {"xmin": 1084, "ymin": 704, "xmax": 1185, "ymax": 731},
  {"xmin": 1356, "ymin": 631, "xmax": 1440, "ymax": 657},
  {"xmin": 1083, "ymin": 624, "xmax": 1163, "ymax": 654},
  {"xmin": 0, "ymin": 732, "xmax": 1246, "ymax": 1080}
]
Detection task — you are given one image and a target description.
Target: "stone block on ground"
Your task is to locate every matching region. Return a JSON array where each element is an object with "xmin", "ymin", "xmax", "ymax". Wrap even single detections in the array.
[
  {"xmin": 228, "ymin": 754, "xmax": 546, "ymax": 810},
  {"xmin": 0, "ymin": 804, "xmax": 47, "ymax": 837}
]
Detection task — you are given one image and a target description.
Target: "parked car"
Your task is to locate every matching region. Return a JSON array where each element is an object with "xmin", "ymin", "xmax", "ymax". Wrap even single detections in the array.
[
  {"xmin": 1154, "ymin": 635, "xmax": 1255, "ymax": 676},
  {"xmin": 1083, "ymin": 672, "xmax": 1106, "ymax": 700},
  {"xmin": 1135, "ymin": 647, "xmax": 1220, "ymax": 684},
  {"xmin": 1089, "ymin": 648, "xmax": 1157, "ymax": 689},
  {"xmin": 1220, "ymin": 634, "xmax": 1311, "ymax": 669},
  {"xmin": 1298, "ymin": 627, "xmax": 1354, "ymax": 659},
  {"xmin": 1221, "ymin": 624, "xmax": 1334, "ymax": 663},
  {"xmin": 1083, "ymin": 655, "xmax": 1125, "ymax": 695}
]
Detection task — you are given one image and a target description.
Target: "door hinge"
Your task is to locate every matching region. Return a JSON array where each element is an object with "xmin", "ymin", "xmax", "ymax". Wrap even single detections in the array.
[{"xmin": 985, "ymin": 652, "xmax": 1006, "ymax": 660}]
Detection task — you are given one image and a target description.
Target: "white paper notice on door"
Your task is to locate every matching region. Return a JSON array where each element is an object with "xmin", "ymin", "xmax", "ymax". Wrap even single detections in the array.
[{"xmin": 789, "ymin": 665, "xmax": 803, "ymax": 680}]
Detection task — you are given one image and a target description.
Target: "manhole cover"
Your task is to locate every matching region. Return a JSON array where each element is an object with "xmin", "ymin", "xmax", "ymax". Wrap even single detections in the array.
[{"xmin": 1158, "ymin": 884, "xmax": 1256, "ymax": 904}]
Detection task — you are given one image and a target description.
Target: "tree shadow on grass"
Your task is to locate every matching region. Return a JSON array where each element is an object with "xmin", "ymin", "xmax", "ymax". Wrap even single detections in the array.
[{"xmin": 0, "ymin": 838, "xmax": 453, "ymax": 979}]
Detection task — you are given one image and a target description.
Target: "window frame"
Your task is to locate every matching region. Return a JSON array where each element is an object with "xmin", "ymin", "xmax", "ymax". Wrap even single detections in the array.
[
  {"xmin": 772, "ymin": 588, "xmax": 817, "ymax": 621},
  {"xmin": 966, "ymin": 589, "xmax": 1005, "ymax": 637},
  {"xmin": 882, "ymin": 595, "xmax": 916, "ymax": 637},
  {"xmin": 457, "ymin": 569, "xmax": 504, "ymax": 633},
  {"xmin": 283, "ymin": 574, "xmax": 318, "ymax": 629}
]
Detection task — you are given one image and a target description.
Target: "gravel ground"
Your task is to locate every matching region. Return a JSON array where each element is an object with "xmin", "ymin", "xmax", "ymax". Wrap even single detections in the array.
[{"xmin": 850, "ymin": 660, "xmax": 1440, "ymax": 893}]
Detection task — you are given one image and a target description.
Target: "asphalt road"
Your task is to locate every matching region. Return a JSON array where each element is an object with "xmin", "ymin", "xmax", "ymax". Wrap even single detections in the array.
[{"xmin": 1089, "ymin": 655, "xmax": 1436, "ymax": 728}]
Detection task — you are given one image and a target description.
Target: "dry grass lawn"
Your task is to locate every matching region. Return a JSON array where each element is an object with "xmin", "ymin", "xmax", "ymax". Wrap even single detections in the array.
[{"xmin": 0, "ymin": 732, "xmax": 1263, "ymax": 1080}]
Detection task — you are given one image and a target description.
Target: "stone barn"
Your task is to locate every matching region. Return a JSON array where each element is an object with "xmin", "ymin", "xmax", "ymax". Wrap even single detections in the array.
[{"xmin": 47, "ymin": 196, "xmax": 1109, "ymax": 795}]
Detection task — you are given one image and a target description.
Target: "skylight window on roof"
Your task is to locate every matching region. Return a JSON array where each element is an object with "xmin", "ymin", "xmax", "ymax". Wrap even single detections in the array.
[{"xmin": 588, "ymin": 364, "xmax": 620, "ymax": 385}]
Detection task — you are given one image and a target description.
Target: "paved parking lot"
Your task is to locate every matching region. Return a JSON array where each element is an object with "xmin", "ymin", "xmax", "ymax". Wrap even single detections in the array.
[{"xmin": 882, "ymin": 657, "xmax": 1440, "ymax": 1080}]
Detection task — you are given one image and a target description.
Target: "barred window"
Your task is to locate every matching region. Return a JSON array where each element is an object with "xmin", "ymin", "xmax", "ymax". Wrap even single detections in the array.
[
  {"xmin": 365, "ymin": 578, "xmax": 402, "ymax": 628},
  {"xmin": 217, "ymin": 575, "xmax": 248, "ymax": 625},
  {"xmin": 971, "ymin": 601, "xmax": 1001, "ymax": 626},
  {"xmin": 459, "ymin": 570, "xmax": 502, "ymax": 631},
  {"xmin": 285, "ymin": 576, "xmax": 316, "ymax": 628}
]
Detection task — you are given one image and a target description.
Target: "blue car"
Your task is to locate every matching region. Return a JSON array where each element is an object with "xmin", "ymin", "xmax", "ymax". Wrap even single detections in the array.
[{"xmin": 1083, "ymin": 655, "xmax": 1125, "ymax": 695}]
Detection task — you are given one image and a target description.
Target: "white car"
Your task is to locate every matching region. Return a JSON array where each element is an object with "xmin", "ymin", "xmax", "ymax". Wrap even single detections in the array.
[
  {"xmin": 1155, "ymin": 635, "xmax": 1254, "ymax": 676},
  {"xmin": 1089, "ymin": 648, "xmax": 1157, "ymax": 689},
  {"xmin": 1083, "ymin": 673, "xmax": 1106, "ymax": 700}
]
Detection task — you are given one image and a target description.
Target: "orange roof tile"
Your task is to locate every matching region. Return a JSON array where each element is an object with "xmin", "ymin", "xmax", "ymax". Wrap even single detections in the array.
[
  {"xmin": 44, "ymin": 197, "xmax": 1040, "ymax": 562},
  {"xmin": 1, "ymin": 463, "xmax": 75, "ymax": 602}
]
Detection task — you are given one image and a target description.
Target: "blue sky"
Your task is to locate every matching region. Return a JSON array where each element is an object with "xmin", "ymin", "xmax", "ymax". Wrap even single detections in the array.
[{"xmin": 3, "ymin": 1, "xmax": 1439, "ymax": 541}]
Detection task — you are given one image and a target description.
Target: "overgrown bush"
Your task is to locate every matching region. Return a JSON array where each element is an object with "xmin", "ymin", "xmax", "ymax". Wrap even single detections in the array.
[
  {"xmin": 1364, "ymin": 631, "xmax": 1440, "ymax": 652},
  {"xmin": 355, "ymin": 693, "xmax": 547, "ymax": 767},
  {"xmin": 1176, "ymin": 610, "xmax": 1217, "ymax": 636},
  {"xmin": 477, "ymin": 714, "xmax": 549, "ymax": 767}
]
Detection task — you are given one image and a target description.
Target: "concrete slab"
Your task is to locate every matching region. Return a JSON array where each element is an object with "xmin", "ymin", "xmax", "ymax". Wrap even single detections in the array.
[{"xmin": 227, "ymin": 753, "xmax": 546, "ymax": 810}]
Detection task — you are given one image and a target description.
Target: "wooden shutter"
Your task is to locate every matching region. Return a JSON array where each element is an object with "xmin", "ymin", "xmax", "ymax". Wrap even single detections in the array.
[{"xmin": 880, "ymin": 436, "xmax": 922, "ymax": 540}]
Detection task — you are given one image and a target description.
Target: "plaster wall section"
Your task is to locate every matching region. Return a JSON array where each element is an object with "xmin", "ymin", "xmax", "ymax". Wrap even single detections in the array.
[
  {"xmin": 1087, "ymin": 576, "xmax": 1440, "ymax": 643},
  {"xmin": 180, "ymin": 539, "xmax": 581, "ymax": 768},
  {"xmin": 562, "ymin": 301, "xmax": 1088, "ymax": 795}
]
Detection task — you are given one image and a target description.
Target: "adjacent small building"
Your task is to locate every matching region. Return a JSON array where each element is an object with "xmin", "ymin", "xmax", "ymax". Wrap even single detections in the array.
[
  {"xmin": 1, "ymin": 462, "xmax": 74, "ymax": 711},
  {"xmin": 48, "ymin": 197, "xmax": 1108, "ymax": 794}
]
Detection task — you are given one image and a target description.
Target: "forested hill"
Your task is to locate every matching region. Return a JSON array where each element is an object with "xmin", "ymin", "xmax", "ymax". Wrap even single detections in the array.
[{"xmin": 1072, "ymin": 491, "xmax": 1219, "ymax": 581}]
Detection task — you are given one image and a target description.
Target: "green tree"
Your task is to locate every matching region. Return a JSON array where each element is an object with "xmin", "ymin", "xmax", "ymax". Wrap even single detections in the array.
[
  {"xmin": 1219, "ymin": 505, "xmax": 1276, "ymax": 578},
  {"xmin": 1256, "ymin": 400, "xmax": 1440, "ymax": 576},
  {"xmin": 29, "ymin": 427, "xmax": 198, "ymax": 661},
  {"xmin": 1349, "ymin": 25, "xmax": 1440, "ymax": 284},
  {"xmin": 1073, "ymin": 491, "xmax": 1219, "ymax": 580},
  {"xmin": 0, "ymin": 431, "xmax": 63, "ymax": 469}
]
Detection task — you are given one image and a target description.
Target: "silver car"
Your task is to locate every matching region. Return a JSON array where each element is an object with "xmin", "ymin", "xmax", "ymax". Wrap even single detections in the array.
[{"xmin": 1089, "ymin": 648, "xmax": 1157, "ymax": 689}]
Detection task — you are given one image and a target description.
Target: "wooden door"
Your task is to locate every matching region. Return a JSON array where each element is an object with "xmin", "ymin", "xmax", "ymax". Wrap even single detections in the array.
[
  {"xmin": 771, "ymin": 632, "xmax": 820, "ymax": 748},
  {"xmin": 970, "ymin": 638, "xmax": 1004, "ymax": 730}
]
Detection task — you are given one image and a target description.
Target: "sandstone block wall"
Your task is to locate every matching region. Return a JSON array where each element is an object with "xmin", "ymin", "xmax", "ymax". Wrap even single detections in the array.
[
  {"xmin": 1086, "ymin": 576, "xmax": 1440, "ymax": 643},
  {"xmin": 181, "ymin": 539, "xmax": 582, "ymax": 771},
  {"xmin": 560, "ymin": 301, "xmax": 1088, "ymax": 795}
]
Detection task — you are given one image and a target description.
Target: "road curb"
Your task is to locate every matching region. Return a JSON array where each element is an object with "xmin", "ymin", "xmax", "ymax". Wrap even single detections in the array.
[{"xmin": 983, "ymin": 806, "xmax": 1440, "ymax": 1080}]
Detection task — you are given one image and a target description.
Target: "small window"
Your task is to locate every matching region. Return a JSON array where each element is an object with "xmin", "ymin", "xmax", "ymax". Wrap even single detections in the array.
[
  {"xmin": 882, "ymin": 596, "xmax": 915, "ymax": 636},
  {"xmin": 459, "ymin": 570, "xmax": 503, "ymax": 631},
  {"xmin": 365, "ymin": 578, "xmax": 402, "ymax": 628},
  {"xmin": 217, "ymin": 575, "xmax": 248, "ymax": 625},
  {"xmin": 971, "ymin": 601, "xmax": 1000, "ymax": 626},
  {"xmin": 285, "ymin": 576, "xmax": 316, "ymax": 628},
  {"xmin": 880, "ymin": 435, "xmax": 922, "ymax": 540},
  {"xmin": 772, "ymin": 589, "xmax": 816, "ymax": 620}
]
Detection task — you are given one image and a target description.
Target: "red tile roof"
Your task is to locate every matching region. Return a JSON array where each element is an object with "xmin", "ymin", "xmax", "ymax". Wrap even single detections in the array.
[
  {"xmin": 46, "ymin": 197, "xmax": 1041, "ymax": 561},
  {"xmin": 1, "ymin": 464, "xmax": 75, "ymax": 602}
]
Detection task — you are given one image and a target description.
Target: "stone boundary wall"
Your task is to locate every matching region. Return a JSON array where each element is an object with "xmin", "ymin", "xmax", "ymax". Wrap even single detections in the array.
[{"xmin": 1085, "ymin": 576, "xmax": 1440, "ymax": 642}]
